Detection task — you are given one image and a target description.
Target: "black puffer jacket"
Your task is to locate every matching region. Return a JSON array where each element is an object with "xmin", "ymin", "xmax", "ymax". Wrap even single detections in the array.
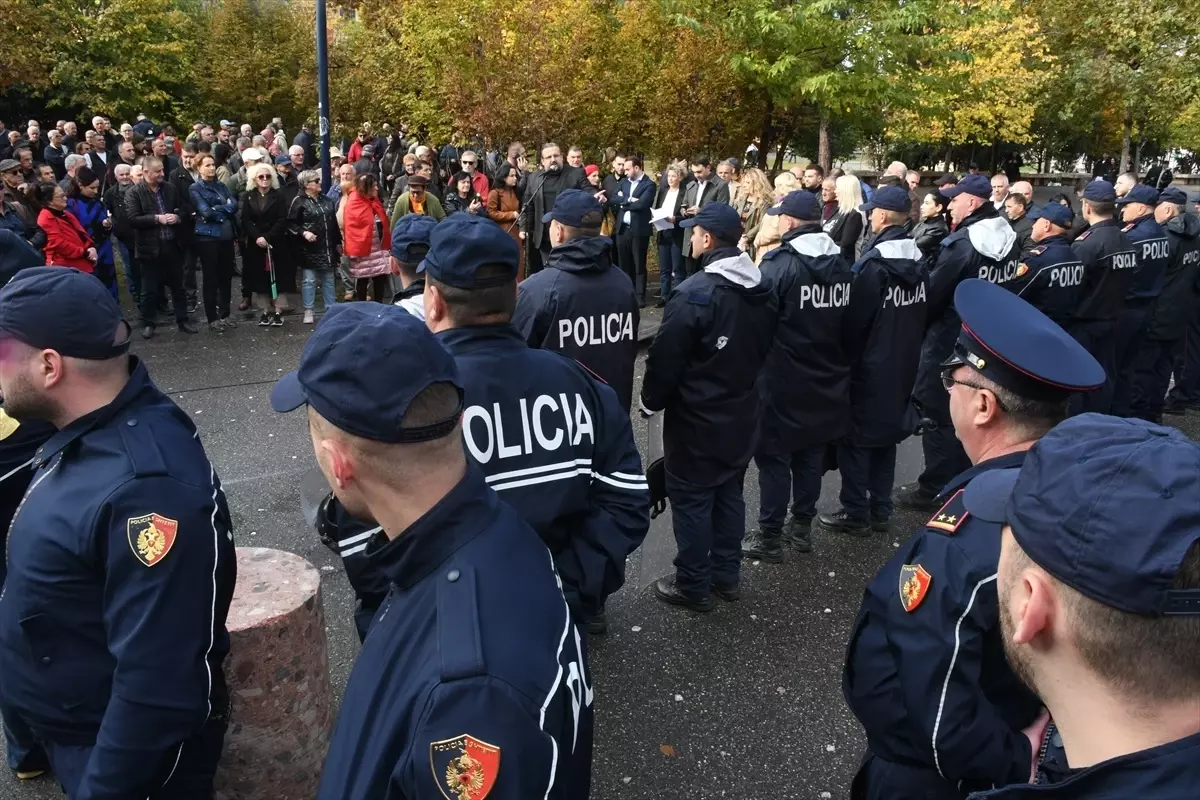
[{"xmin": 287, "ymin": 192, "xmax": 341, "ymax": 272}]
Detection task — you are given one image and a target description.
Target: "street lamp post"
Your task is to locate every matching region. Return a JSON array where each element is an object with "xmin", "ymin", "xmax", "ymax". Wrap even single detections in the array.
[{"xmin": 316, "ymin": 0, "xmax": 332, "ymax": 191}]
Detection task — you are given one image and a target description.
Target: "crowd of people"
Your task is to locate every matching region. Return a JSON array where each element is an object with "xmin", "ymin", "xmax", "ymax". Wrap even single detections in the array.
[{"xmin": 0, "ymin": 111, "xmax": 1197, "ymax": 800}]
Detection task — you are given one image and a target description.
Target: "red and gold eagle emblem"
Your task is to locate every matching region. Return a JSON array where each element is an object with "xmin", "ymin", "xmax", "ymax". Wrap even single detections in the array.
[
  {"xmin": 430, "ymin": 734, "xmax": 500, "ymax": 800},
  {"xmin": 126, "ymin": 513, "xmax": 179, "ymax": 567},
  {"xmin": 898, "ymin": 564, "xmax": 932, "ymax": 613}
]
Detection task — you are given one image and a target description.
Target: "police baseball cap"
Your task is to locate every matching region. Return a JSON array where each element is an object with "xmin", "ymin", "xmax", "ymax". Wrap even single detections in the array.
[
  {"xmin": 417, "ymin": 213, "xmax": 518, "ymax": 289},
  {"xmin": 963, "ymin": 415, "xmax": 1200, "ymax": 616},
  {"xmin": 1081, "ymin": 179, "xmax": 1116, "ymax": 203},
  {"xmin": 391, "ymin": 214, "xmax": 438, "ymax": 264},
  {"xmin": 942, "ymin": 279, "xmax": 1104, "ymax": 401},
  {"xmin": 680, "ymin": 202, "xmax": 744, "ymax": 240},
  {"xmin": 542, "ymin": 189, "xmax": 604, "ymax": 228},
  {"xmin": 941, "ymin": 174, "xmax": 992, "ymax": 200},
  {"xmin": 0, "ymin": 267, "xmax": 130, "ymax": 359},
  {"xmin": 1115, "ymin": 183, "xmax": 1159, "ymax": 206},
  {"xmin": 270, "ymin": 303, "xmax": 463, "ymax": 444},
  {"xmin": 1157, "ymin": 187, "xmax": 1188, "ymax": 206},
  {"xmin": 766, "ymin": 190, "xmax": 821, "ymax": 221},
  {"xmin": 1028, "ymin": 202, "xmax": 1073, "ymax": 228},
  {"xmin": 860, "ymin": 185, "xmax": 911, "ymax": 214}
]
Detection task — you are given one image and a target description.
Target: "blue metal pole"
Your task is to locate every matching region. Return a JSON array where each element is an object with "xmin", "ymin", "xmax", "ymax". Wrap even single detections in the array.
[{"xmin": 316, "ymin": 0, "xmax": 332, "ymax": 191}]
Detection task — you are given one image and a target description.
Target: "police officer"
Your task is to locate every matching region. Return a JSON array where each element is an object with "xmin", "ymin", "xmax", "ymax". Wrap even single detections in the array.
[
  {"xmin": 0, "ymin": 267, "xmax": 236, "ymax": 798},
  {"xmin": 843, "ymin": 279, "xmax": 1103, "ymax": 800},
  {"xmin": 512, "ymin": 189, "xmax": 640, "ymax": 410},
  {"xmin": 1000, "ymin": 202, "xmax": 1082, "ymax": 327},
  {"xmin": 1164, "ymin": 189, "xmax": 1200, "ymax": 416},
  {"xmin": 821, "ymin": 186, "xmax": 927, "ymax": 538},
  {"xmin": 1111, "ymin": 183, "xmax": 1170, "ymax": 418},
  {"xmin": 897, "ymin": 174, "xmax": 1021, "ymax": 511},
  {"xmin": 741, "ymin": 190, "xmax": 852, "ymax": 558},
  {"xmin": 271, "ymin": 305, "xmax": 593, "ymax": 799},
  {"xmin": 390, "ymin": 213, "xmax": 437, "ymax": 319},
  {"xmin": 643, "ymin": 203, "xmax": 778, "ymax": 610},
  {"xmin": 961, "ymin": 415, "xmax": 1200, "ymax": 799},
  {"xmin": 1067, "ymin": 179, "xmax": 1138, "ymax": 414},
  {"xmin": 423, "ymin": 213, "xmax": 648, "ymax": 635},
  {"xmin": 1130, "ymin": 187, "xmax": 1200, "ymax": 422}
]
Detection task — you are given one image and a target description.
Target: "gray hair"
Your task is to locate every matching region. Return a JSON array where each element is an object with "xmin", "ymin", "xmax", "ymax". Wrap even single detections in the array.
[
  {"xmin": 289, "ymin": 145, "xmax": 305, "ymax": 156},
  {"xmin": 64, "ymin": 154, "xmax": 87, "ymax": 171},
  {"xmin": 297, "ymin": 169, "xmax": 321, "ymax": 187},
  {"xmin": 114, "ymin": 163, "xmax": 132, "ymax": 177},
  {"xmin": 251, "ymin": 135, "xmax": 267, "ymax": 147},
  {"xmin": 236, "ymin": 136, "xmax": 251, "ymax": 150}
]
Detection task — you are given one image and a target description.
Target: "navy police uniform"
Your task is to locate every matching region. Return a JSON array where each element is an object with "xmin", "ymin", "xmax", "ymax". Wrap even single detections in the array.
[
  {"xmin": 843, "ymin": 279, "xmax": 1104, "ymax": 800},
  {"xmin": 643, "ymin": 204, "xmax": 778, "ymax": 606},
  {"xmin": 1163, "ymin": 191, "xmax": 1200, "ymax": 415},
  {"xmin": 999, "ymin": 203, "xmax": 1082, "ymax": 327},
  {"xmin": 0, "ymin": 267, "xmax": 236, "ymax": 798},
  {"xmin": 908, "ymin": 175, "xmax": 1021, "ymax": 506},
  {"xmin": 1067, "ymin": 180, "xmax": 1138, "ymax": 414},
  {"xmin": 751, "ymin": 191, "xmax": 854, "ymax": 551},
  {"xmin": 835, "ymin": 189, "xmax": 928, "ymax": 532},
  {"xmin": 960, "ymin": 414, "xmax": 1200, "ymax": 800},
  {"xmin": 271, "ymin": 305, "xmax": 593, "ymax": 799},
  {"xmin": 390, "ymin": 213, "xmax": 437, "ymax": 320},
  {"xmin": 426, "ymin": 215, "xmax": 648, "ymax": 626},
  {"xmin": 513, "ymin": 190, "xmax": 641, "ymax": 410},
  {"xmin": 1129, "ymin": 188, "xmax": 1200, "ymax": 422},
  {"xmin": 1111, "ymin": 184, "xmax": 1170, "ymax": 417}
]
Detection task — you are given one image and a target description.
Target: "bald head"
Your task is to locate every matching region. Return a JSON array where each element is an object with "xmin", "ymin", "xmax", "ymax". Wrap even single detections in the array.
[{"xmin": 1011, "ymin": 181, "xmax": 1033, "ymax": 202}]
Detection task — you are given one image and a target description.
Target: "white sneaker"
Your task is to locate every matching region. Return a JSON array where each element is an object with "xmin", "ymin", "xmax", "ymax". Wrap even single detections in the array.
[{"xmin": 303, "ymin": 310, "xmax": 315, "ymax": 324}]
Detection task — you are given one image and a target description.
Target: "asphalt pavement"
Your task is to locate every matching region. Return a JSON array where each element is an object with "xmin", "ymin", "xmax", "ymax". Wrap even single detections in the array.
[{"xmin": 2, "ymin": 286, "xmax": 1197, "ymax": 800}]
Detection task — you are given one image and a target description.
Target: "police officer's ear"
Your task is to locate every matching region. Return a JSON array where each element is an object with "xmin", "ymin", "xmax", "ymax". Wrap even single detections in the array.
[{"xmin": 423, "ymin": 281, "xmax": 449, "ymax": 332}]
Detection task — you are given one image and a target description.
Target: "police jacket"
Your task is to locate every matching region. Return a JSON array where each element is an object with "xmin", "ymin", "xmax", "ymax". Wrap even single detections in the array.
[
  {"xmin": 968, "ymin": 731, "xmax": 1200, "ymax": 800},
  {"xmin": 1069, "ymin": 219, "xmax": 1138, "ymax": 324},
  {"xmin": 1000, "ymin": 234, "xmax": 1083, "ymax": 327},
  {"xmin": 758, "ymin": 225, "xmax": 854, "ymax": 453},
  {"xmin": 0, "ymin": 411, "xmax": 53, "ymax": 587},
  {"xmin": 1144, "ymin": 212, "xmax": 1200, "ymax": 342},
  {"xmin": 0, "ymin": 358, "xmax": 236, "ymax": 798},
  {"xmin": 642, "ymin": 246, "xmax": 778, "ymax": 486},
  {"xmin": 439, "ymin": 324, "xmax": 648, "ymax": 620},
  {"xmin": 844, "ymin": 226, "xmax": 928, "ymax": 446},
  {"xmin": 913, "ymin": 205, "xmax": 1019, "ymax": 410},
  {"xmin": 318, "ymin": 467, "xmax": 593, "ymax": 800},
  {"xmin": 1122, "ymin": 213, "xmax": 1171, "ymax": 305},
  {"xmin": 512, "ymin": 235, "xmax": 640, "ymax": 410},
  {"xmin": 844, "ymin": 452, "xmax": 1042, "ymax": 791}
]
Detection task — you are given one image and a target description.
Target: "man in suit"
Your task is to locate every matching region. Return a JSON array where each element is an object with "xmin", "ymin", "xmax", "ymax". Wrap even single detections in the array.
[
  {"xmin": 612, "ymin": 156, "xmax": 655, "ymax": 306},
  {"xmin": 518, "ymin": 142, "xmax": 587, "ymax": 277},
  {"xmin": 680, "ymin": 156, "xmax": 731, "ymax": 275}
]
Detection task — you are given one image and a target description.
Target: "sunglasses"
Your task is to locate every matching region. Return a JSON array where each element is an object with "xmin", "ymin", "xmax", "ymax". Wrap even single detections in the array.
[{"xmin": 461, "ymin": 161, "xmax": 475, "ymax": 166}]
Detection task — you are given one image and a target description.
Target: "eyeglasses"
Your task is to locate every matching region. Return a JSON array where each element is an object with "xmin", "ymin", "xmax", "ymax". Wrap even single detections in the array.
[
  {"xmin": 941, "ymin": 369, "xmax": 1009, "ymax": 412},
  {"xmin": 256, "ymin": 175, "xmax": 271, "ymax": 181}
]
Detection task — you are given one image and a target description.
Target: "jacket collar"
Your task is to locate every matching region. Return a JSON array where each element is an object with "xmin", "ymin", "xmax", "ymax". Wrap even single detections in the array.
[
  {"xmin": 364, "ymin": 466, "xmax": 499, "ymax": 589},
  {"xmin": 872, "ymin": 224, "xmax": 911, "ymax": 245},
  {"xmin": 938, "ymin": 449, "xmax": 1028, "ymax": 500},
  {"xmin": 396, "ymin": 277, "xmax": 425, "ymax": 300},
  {"xmin": 437, "ymin": 323, "xmax": 525, "ymax": 353},
  {"xmin": 35, "ymin": 356, "xmax": 154, "ymax": 467}
]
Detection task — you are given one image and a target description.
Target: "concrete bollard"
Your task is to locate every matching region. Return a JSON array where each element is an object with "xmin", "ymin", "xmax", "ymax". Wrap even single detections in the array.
[{"xmin": 215, "ymin": 547, "xmax": 335, "ymax": 800}]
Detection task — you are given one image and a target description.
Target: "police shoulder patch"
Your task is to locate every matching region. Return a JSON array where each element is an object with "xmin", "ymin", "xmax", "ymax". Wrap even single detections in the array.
[
  {"xmin": 127, "ymin": 513, "xmax": 179, "ymax": 567},
  {"xmin": 0, "ymin": 409, "xmax": 20, "ymax": 441},
  {"xmin": 430, "ymin": 734, "xmax": 500, "ymax": 800},
  {"xmin": 1014, "ymin": 263, "xmax": 1029, "ymax": 278},
  {"xmin": 899, "ymin": 564, "xmax": 932, "ymax": 613},
  {"xmin": 926, "ymin": 489, "xmax": 968, "ymax": 534}
]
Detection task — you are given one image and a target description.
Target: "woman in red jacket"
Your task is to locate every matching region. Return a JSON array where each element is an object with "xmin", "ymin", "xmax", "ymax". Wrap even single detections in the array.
[
  {"xmin": 342, "ymin": 173, "xmax": 392, "ymax": 302},
  {"xmin": 33, "ymin": 183, "xmax": 97, "ymax": 271}
]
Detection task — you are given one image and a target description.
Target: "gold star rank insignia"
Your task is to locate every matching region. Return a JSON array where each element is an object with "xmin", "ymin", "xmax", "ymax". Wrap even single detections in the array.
[
  {"xmin": 926, "ymin": 489, "xmax": 969, "ymax": 534},
  {"xmin": 430, "ymin": 735, "xmax": 500, "ymax": 800},
  {"xmin": 127, "ymin": 513, "xmax": 179, "ymax": 567},
  {"xmin": 899, "ymin": 564, "xmax": 932, "ymax": 612}
]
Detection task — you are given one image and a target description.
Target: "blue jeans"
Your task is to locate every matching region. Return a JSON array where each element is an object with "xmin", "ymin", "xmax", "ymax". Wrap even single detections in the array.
[
  {"xmin": 302, "ymin": 268, "xmax": 336, "ymax": 310},
  {"xmin": 657, "ymin": 236, "xmax": 684, "ymax": 299}
]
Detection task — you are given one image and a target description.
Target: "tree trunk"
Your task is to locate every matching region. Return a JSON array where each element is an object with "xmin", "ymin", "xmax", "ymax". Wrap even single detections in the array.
[
  {"xmin": 944, "ymin": 144, "xmax": 953, "ymax": 172},
  {"xmin": 771, "ymin": 127, "xmax": 790, "ymax": 175},
  {"xmin": 1119, "ymin": 107, "xmax": 1133, "ymax": 173},
  {"xmin": 817, "ymin": 109, "xmax": 831, "ymax": 173},
  {"xmin": 756, "ymin": 97, "xmax": 775, "ymax": 170},
  {"xmin": 1133, "ymin": 136, "xmax": 1144, "ymax": 176}
]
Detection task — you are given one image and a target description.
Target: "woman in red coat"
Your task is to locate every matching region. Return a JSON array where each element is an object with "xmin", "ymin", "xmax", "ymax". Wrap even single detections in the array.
[
  {"xmin": 342, "ymin": 173, "xmax": 392, "ymax": 302},
  {"xmin": 33, "ymin": 183, "xmax": 97, "ymax": 272}
]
